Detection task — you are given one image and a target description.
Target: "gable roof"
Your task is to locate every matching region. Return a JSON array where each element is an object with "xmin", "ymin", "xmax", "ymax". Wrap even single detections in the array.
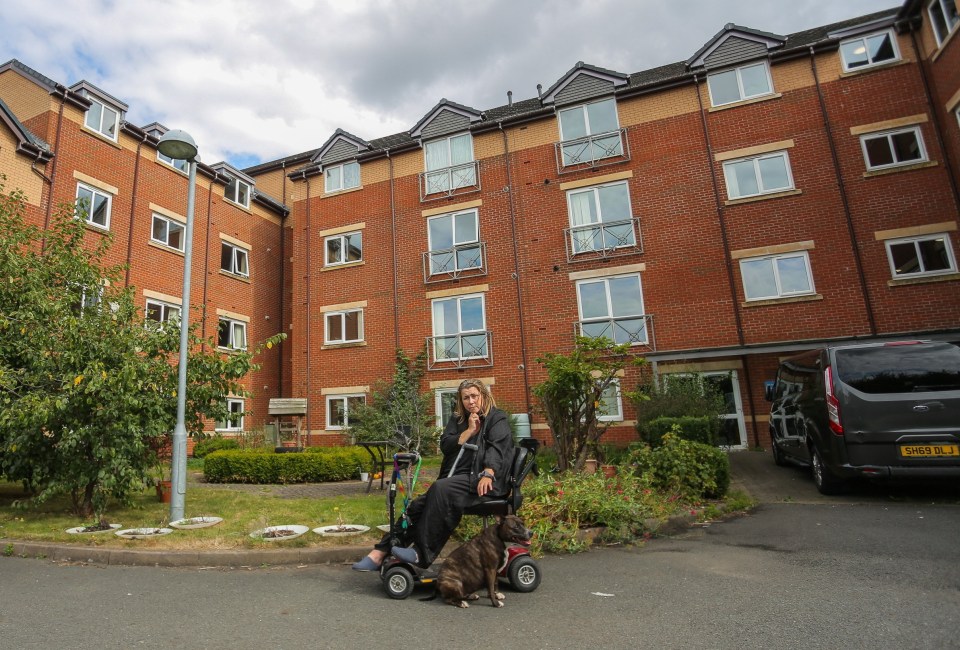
[
  {"xmin": 409, "ymin": 98, "xmax": 483, "ymax": 138},
  {"xmin": 0, "ymin": 96, "xmax": 53, "ymax": 162},
  {"xmin": 540, "ymin": 61, "xmax": 630, "ymax": 105},
  {"xmin": 0, "ymin": 59, "xmax": 89, "ymax": 110},
  {"xmin": 309, "ymin": 128, "xmax": 372, "ymax": 165}
]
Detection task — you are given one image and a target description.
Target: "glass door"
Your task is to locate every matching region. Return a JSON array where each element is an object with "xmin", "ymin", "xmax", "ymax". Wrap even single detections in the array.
[{"xmin": 703, "ymin": 371, "xmax": 747, "ymax": 449}]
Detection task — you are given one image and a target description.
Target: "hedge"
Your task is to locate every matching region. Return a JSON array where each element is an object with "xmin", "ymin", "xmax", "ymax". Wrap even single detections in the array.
[
  {"xmin": 640, "ymin": 415, "xmax": 718, "ymax": 446},
  {"xmin": 203, "ymin": 447, "xmax": 369, "ymax": 484},
  {"xmin": 629, "ymin": 432, "xmax": 730, "ymax": 499},
  {"xmin": 192, "ymin": 437, "xmax": 241, "ymax": 459}
]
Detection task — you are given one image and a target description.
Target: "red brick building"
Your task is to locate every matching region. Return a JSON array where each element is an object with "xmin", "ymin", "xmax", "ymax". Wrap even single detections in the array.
[{"xmin": 2, "ymin": 2, "xmax": 958, "ymax": 450}]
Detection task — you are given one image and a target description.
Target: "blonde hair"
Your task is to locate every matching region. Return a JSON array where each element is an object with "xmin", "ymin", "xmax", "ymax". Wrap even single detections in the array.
[{"xmin": 453, "ymin": 378, "xmax": 496, "ymax": 422}]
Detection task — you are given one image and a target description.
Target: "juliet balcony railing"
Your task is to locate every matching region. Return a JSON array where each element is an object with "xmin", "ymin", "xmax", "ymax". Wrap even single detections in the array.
[
  {"xmin": 419, "ymin": 160, "xmax": 481, "ymax": 202},
  {"xmin": 423, "ymin": 242, "xmax": 487, "ymax": 284},
  {"xmin": 554, "ymin": 127, "xmax": 630, "ymax": 174},
  {"xmin": 426, "ymin": 331, "xmax": 494, "ymax": 370},
  {"xmin": 564, "ymin": 217, "xmax": 643, "ymax": 263},
  {"xmin": 574, "ymin": 314, "xmax": 656, "ymax": 350}
]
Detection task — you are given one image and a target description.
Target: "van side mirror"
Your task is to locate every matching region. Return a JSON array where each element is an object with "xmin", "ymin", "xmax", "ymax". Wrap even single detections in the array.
[{"xmin": 763, "ymin": 380, "xmax": 776, "ymax": 402}]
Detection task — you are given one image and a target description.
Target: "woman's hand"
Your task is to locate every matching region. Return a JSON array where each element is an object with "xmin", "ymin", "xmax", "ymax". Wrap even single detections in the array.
[
  {"xmin": 458, "ymin": 412, "xmax": 481, "ymax": 445},
  {"xmin": 477, "ymin": 474, "xmax": 494, "ymax": 496}
]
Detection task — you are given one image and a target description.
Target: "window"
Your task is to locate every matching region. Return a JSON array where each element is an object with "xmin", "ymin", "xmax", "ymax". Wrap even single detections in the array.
[
  {"xmin": 928, "ymin": 0, "xmax": 960, "ymax": 46},
  {"xmin": 84, "ymin": 97, "xmax": 119, "ymax": 140},
  {"xmin": 76, "ymin": 183, "xmax": 112, "ymax": 229},
  {"xmin": 325, "ymin": 309, "xmax": 364, "ymax": 345},
  {"xmin": 151, "ymin": 214, "xmax": 184, "ymax": 251},
  {"xmin": 325, "ymin": 231, "xmax": 362, "ymax": 266},
  {"xmin": 217, "ymin": 399, "xmax": 244, "ymax": 431},
  {"xmin": 158, "ymin": 151, "xmax": 188, "ymax": 172},
  {"xmin": 427, "ymin": 209, "xmax": 481, "ymax": 275},
  {"xmin": 722, "ymin": 151, "xmax": 794, "ymax": 199},
  {"xmin": 567, "ymin": 181, "xmax": 634, "ymax": 254},
  {"xmin": 221, "ymin": 241, "xmax": 249, "ymax": 277},
  {"xmin": 597, "ymin": 380, "xmax": 623, "ymax": 422},
  {"xmin": 885, "ymin": 233, "xmax": 956, "ymax": 278},
  {"xmin": 435, "ymin": 388, "xmax": 460, "ymax": 428},
  {"xmin": 223, "ymin": 175, "xmax": 250, "ymax": 208},
  {"xmin": 324, "ymin": 161, "xmax": 360, "ymax": 193},
  {"xmin": 424, "ymin": 133, "xmax": 476, "ymax": 194},
  {"xmin": 576, "ymin": 274, "xmax": 647, "ymax": 345},
  {"xmin": 558, "ymin": 98, "xmax": 622, "ymax": 166},
  {"xmin": 217, "ymin": 317, "xmax": 247, "ymax": 350},
  {"xmin": 739, "ymin": 251, "xmax": 814, "ymax": 301},
  {"xmin": 840, "ymin": 30, "xmax": 900, "ymax": 71},
  {"xmin": 860, "ymin": 127, "xmax": 927, "ymax": 171},
  {"xmin": 707, "ymin": 62, "xmax": 773, "ymax": 107},
  {"xmin": 431, "ymin": 294, "xmax": 487, "ymax": 360},
  {"xmin": 145, "ymin": 299, "xmax": 180, "ymax": 325},
  {"xmin": 74, "ymin": 285, "xmax": 103, "ymax": 315},
  {"xmin": 327, "ymin": 394, "xmax": 365, "ymax": 429}
]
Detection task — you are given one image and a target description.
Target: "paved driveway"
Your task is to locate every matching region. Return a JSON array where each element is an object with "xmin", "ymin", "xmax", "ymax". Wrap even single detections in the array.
[{"xmin": 728, "ymin": 449, "xmax": 960, "ymax": 505}]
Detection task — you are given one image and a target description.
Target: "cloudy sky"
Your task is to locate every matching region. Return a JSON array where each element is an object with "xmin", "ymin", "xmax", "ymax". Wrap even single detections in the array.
[{"xmin": 1, "ymin": 0, "xmax": 899, "ymax": 169}]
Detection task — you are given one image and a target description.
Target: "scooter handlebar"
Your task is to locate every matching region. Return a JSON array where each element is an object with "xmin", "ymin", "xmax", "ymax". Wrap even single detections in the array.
[{"xmin": 393, "ymin": 451, "xmax": 420, "ymax": 464}]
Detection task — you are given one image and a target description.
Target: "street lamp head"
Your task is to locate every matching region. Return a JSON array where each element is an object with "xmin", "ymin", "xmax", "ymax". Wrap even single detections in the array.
[{"xmin": 157, "ymin": 129, "xmax": 199, "ymax": 162}]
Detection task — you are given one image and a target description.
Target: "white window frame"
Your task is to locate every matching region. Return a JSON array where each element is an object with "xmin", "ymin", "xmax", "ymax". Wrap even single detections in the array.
[
  {"xmin": 739, "ymin": 251, "xmax": 815, "ymax": 301},
  {"xmin": 324, "ymin": 308, "xmax": 364, "ymax": 345},
  {"xmin": 558, "ymin": 98, "xmax": 621, "ymax": 142},
  {"xmin": 217, "ymin": 398, "xmax": 244, "ymax": 432},
  {"xmin": 839, "ymin": 29, "xmax": 901, "ymax": 72},
  {"xmin": 84, "ymin": 97, "xmax": 119, "ymax": 141},
  {"xmin": 431, "ymin": 293, "xmax": 488, "ymax": 360},
  {"xmin": 597, "ymin": 380, "xmax": 623, "ymax": 422},
  {"xmin": 325, "ymin": 231, "xmax": 363, "ymax": 267},
  {"xmin": 860, "ymin": 126, "xmax": 928, "ymax": 171},
  {"xmin": 427, "ymin": 209, "xmax": 481, "ymax": 275},
  {"xmin": 75, "ymin": 183, "xmax": 112, "ymax": 230},
  {"xmin": 217, "ymin": 317, "xmax": 247, "ymax": 351},
  {"xmin": 434, "ymin": 388, "xmax": 460, "ymax": 428},
  {"xmin": 145, "ymin": 298, "xmax": 180, "ymax": 325},
  {"xmin": 158, "ymin": 150, "xmax": 188, "ymax": 173},
  {"xmin": 884, "ymin": 233, "xmax": 957, "ymax": 278},
  {"xmin": 326, "ymin": 394, "xmax": 365, "ymax": 430},
  {"xmin": 707, "ymin": 62, "xmax": 774, "ymax": 107},
  {"xmin": 221, "ymin": 241, "xmax": 250, "ymax": 278},
  {"xmin": 928, "ymin": 0, "xmax": 960, "ymax": 47},
  {"xmin": 151, "ymin": 213, "xmax": 185, "ymax": 252},
  {"xmin": 324, "ymin": 161, "xmax": 360, "ymax": 193},
  {"xmin": 223, "ymin": 175, "xmax": 251, "ymax": 208},
  {"xmin": 576, "ymin": 274, "xmax": 648, "ymax": 346},
  {"xmin": 566, "ymin": 181, "xmax": 635, "ymax": 254},
  {"xmin": 722, "ymin": 151, "xmax": 795, "ymax": 200}
]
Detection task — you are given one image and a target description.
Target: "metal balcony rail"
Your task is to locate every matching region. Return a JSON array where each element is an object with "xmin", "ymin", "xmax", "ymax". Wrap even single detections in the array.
[
  {"xmin": 564, "ymin": 217, "xmax": 643, "ymax": 262},
  {"xmin": 574, "ymin": 314, "xmax": 655, "ymax": 349},
  {"xmin": 419, "ymin": 160, "xmax": 481, "ymax": 202},
  {"xmin": 423, "ymin": 242, "xmax": 487, "ymax": 283},
  {"xmin": 426, "ymin": 331, "xmax": 493, "ymax": 369},
  {"xmin": 555, "ymin": 127, "xmax": 630, "ymax": 174}
]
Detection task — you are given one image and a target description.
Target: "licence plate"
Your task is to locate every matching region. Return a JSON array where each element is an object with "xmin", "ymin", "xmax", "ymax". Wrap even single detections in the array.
[{"xmin": 900, "ymin": 444, "xmax": 960, "ymax": 458}]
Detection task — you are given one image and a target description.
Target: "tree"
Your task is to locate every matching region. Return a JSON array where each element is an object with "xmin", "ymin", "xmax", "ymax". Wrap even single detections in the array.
[
  {"xmin": 347, "ymin": 348, "xmax": 436, "ymax": 452},
  {"xmin": 0, "ymin": 181, "xmax": 283, "ymax": 520},
  {"xmin": 533, "ymin": 336, "xmax": 642, "ymax": 472}
]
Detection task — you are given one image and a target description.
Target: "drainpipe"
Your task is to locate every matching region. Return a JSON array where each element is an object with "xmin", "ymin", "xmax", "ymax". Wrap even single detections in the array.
[
  {"xmin": 388, "ymin": 151, "xmax": 400, "ymax": 350},
  {"xmin": 303, "ymin": 172, "xmax": 312, "ymax": 440},
  {"xmin": 125, "ymin": 132, "xmax": 148, "ymax": 286},
  {"xmin": 279, "ymin": 160, "xmax": 286, "ymax": 396},
  {"xmin": 30, "ymin": 150, "xmax": 53, "ymax": 185},
  {"xmin": 809, "ymin": 47, "xmax": 877, "ymax": 336},
  {"xmin": 41, "ymin": 84, "xmax": 69, "ymax": 249},
  {"xmin": 498, "ymin": 121, "xmax": 531, "ymax": 413},
  {"xmin": 200, "ymin": 174, "xmax": 214, "ymax": 352},
  {"xmin": 694, "ymin": 75, "xmax": 761, "ymax": 447},
  {"xmin": 908, "ymin": 31, "xmax": 960, "ymax": 210}
]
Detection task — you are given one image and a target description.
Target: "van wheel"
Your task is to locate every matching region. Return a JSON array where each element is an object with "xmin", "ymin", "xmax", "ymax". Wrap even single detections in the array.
[
  {"xmin": 810, "ymin": 446, "xmax": 845, "ymax": 495},
  {"xmin": 771, "ymin": 440, "xmax": 787, "ymax": 467}
]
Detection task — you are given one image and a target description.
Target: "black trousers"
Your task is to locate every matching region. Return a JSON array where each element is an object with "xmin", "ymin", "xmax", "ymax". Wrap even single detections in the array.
[{"xmin": 374, "ymin": 473, "xmax": 475, "ymax": 567}]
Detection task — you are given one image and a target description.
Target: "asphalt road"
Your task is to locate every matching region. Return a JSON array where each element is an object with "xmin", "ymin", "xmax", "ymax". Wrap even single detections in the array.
[{"xmin": 2, "ymin": 498, "xmax": 958, "ymax": 649}]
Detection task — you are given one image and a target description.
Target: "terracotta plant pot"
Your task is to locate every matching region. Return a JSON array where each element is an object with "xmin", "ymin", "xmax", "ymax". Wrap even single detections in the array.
[
  {"xmin": 601, "ymin": 464, "xmax": 617, "ymax": 479},
  {"xmin": 583, "ymin": 459, "xmax": 598, "ymax": 474},
  {"xmin": 156, "ymin": 480, "xmax": 172, "ymax": 503}
]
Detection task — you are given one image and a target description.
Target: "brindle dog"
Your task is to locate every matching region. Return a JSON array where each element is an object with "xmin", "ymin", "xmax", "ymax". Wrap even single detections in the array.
[{"xmin": 437, "ymin": 514, "xmax": 532, "ymax": 608}]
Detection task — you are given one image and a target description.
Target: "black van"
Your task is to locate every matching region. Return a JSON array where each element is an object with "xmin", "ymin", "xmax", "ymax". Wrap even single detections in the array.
[{"xmin": 765, "ymin": 340, "xmax": 960, "ymax": 494}]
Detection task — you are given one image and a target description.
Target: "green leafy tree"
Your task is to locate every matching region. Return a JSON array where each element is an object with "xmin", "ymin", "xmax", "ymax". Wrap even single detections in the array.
[
  {"xmin": 533, "ymin": 336, "xmax": 643, "ymax": 472},
  {"xmin": 0, "ymin": 181, "xmax": 283, "ymax": 521},
  {"xmin": 347, "ymin": 348, "xmax": 435, "ymax": 452}
]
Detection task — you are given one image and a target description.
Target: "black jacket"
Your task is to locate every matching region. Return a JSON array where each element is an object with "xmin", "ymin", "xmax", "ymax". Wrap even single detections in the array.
[{"xmin": 437, "ymin": 407, "xmax": 514, "ymax": 496}]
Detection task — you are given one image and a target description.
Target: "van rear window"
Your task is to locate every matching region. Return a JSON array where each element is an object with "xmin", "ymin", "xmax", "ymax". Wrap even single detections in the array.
[{"xmin": 835, "ymin": 343, "xmax": 960, "ymax": 393}]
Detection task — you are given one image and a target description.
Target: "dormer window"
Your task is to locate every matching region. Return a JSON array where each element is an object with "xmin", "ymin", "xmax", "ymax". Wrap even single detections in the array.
[
  {"xmin": 558, "ymin": 98, "xmax": 622, "ymax": 166},
  {"xmin": 424, "ymin": 134, "xmax": 476, "ymax": 194},
  {"xmin": 84, "ymin": 97, "xmax": 119, "ymax": 140},
  {"xmin": 325, "ymin": 161, "xmax": 360, "ymax": 193},
  {"xmin": 929, "ymin": 0, "xmax": 960, "ymax": 47},
  {"xmin": 224, "ymin": 174, "xmax": 251, "ymax": 208},
  {"xmin": 839, "ymin": 30, "xmax": 899, "ymax": 71},
  {"xmin": 707, "ymin": 62, "xmax": 773, "ymax": 107},
  {"xmin": 158, "ymin": 151, "xmax": 188, "ymax": 172}
]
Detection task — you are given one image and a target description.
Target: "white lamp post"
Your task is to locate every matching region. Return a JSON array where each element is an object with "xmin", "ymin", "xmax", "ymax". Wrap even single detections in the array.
[{"xmin": 156, "ymin": 129, "xmax": 199, "ymax": 523}]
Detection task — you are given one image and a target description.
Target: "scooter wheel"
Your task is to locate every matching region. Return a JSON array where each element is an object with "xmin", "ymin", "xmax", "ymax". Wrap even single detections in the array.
[
  {"xmin": 507, "ymin": 556, "xmax": 541, "ymax": 593},
  {"xmin": 383, "ymin": 565, "xmax": 415, "ymax": 600}
]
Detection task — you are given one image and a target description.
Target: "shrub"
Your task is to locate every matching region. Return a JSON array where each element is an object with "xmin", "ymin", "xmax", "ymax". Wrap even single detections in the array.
[
  {"xmin": 628, "ymin": 430, "xmax": 730, "ymax": 499},
  {"xmin": 203, "ymin": 447, "xmax": 369, "ymax": 484},
  {"xmin": 193, "ymin": 437, "xmax": 240, "ymax": 459},
  {"xmin": 642, "ymin": 415, "xmax": 718, "ymax": 446},
  {"xmin": 631, "ymin": 375, "xmax": 724, "ymax": 445}
]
